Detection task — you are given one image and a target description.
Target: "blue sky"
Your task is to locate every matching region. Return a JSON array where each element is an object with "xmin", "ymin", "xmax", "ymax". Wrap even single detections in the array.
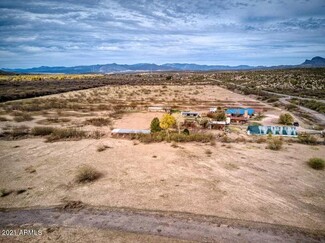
[{"xmin": 0, "ymin": 0, "xmax": 324, "ymax": 68}]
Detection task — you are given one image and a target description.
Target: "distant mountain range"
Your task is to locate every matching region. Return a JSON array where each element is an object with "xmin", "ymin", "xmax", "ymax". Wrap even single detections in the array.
[{"xmin": 1, "ymin": 56, "xmax": 324, "ymax": 74}]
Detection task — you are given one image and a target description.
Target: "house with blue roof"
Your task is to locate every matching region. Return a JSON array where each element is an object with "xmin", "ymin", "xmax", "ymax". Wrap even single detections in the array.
[{"xmin": 226, "ymin": 108, "xmax": 255, "ymax": 117}]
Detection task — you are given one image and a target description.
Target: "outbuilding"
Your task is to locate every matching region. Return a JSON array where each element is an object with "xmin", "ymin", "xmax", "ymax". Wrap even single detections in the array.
[
  {"xmin": 181, "ymin": 111, "xmax": 201, "ymax": 118},
  {"xmin": 247, "ymin": 125, "xmax": 298, "ymax": 137},
  {"xmin": 111, "ymin": 129, "xmax": 150, "ymax": 137}
]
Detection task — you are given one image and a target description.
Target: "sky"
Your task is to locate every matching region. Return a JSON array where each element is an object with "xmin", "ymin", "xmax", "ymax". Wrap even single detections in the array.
[{"xmin": 0, "ymin": 0, "xmax": 325, "ymax": 68}]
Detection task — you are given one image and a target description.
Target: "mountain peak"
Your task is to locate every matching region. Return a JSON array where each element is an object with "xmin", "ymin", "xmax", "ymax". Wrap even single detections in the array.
[{"xmin": 302, "ymin": 56, "xmax": 325, "ymax": 66}]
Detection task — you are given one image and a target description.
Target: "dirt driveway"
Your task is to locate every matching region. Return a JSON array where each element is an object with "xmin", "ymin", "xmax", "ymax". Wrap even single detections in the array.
[{"xmin": 1, "ymin": 205, "xmax": 324, "ymax": 242}]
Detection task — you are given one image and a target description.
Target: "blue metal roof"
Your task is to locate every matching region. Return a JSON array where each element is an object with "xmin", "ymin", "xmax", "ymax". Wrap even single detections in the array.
[{"xmin": 226, "ymin": 108, "xmax": 255, "ymax": 116}]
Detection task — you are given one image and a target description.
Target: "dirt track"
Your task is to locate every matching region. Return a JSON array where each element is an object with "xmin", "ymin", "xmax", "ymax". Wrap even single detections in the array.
[{"xmin": 0, "ymin": 205, "xmax": 324, "ymax": 242}]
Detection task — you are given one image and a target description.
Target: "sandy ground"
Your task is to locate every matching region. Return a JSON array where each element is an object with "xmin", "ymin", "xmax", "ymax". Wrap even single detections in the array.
[
  {"xmin": 0, "ymin": 225, "xmax": 188, "ymax": 243},
  {"xmin": 0, "ymin": 138, "xmax": 324, "ymax": 231},
  {"xmin": 113, "ymin": 112, "xmax": 164, "ymax": 130},
  {"xmin": 0, "ymin": 84, "xmax": 324, "ymax": 241}
]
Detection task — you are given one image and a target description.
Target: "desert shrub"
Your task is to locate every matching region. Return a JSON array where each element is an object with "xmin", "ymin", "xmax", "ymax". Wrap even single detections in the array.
[
  {"xmin": 42, "ymin": 117, "xmax": 71, "ymax": 124},
  {"xmin": 292, "ymin": 99, "xmax": 325, "ymax": 114},
  {"xmin": 298, "ymin": 133, "xmax": 318, "ymax": 145},
  {"xmin": 207, "ymin": 111, "xmax": 226, "ymax": 121},
  {"xmin": 235, "ymin": 137, "xmax": 247, "ymax": 143},
  {"xmin": 13, "ymin": 112, "xmax": 33, "ymax": 122},
  {"xmin": 150, "ymin": 117, "xmax": 161, "ymax": 133},
  {"xmin": 97, "ymin": 144, "xmax": 110, "ymax": 152},
  {"xmin": 256, "ymin": 137, "xmax": 267, "ymax": 144},
  {"xmin": 96, "ymin": 104, "xmax": 110, "ymax": 110},
  {"xmin": 285, "ymin": 104, "xmax": 298, "ymax": 111},
  {"xmin": 46, "ymin": 128, "xmax": 86, "ymax": 142},
  {"xmin": 307, "ymin": 158, "xmax": 324, "ymax": 170},
  {"xmin": 0, "ymin": 116, "xmax": 9, "ymax": 121},
  {"xmin": 9, "ymin": 125, "xmax": 30, "ymax": 138},
  {"xmin": 205, "ymin": 149, "xmax": 212, "ymax": 156},
  {"xmin": 0, "ymin": 189, "xmax": 13, "ymax": 197},
  {"xmin": 75, "ymin": 165, "xmax": 101, "ymax": 183},
  {"xmin": 31, "ymin": 126, "xmax": 55, "ymax": 136},
  {"xmin": 110, "ymin": 110, "xmax": 124, "ymax": 119},
  {"xmin": 266, "ymin": 97, "xmax": 279, "ymax": 103},
  {"xmin": 171, "ymin": 142, "xmax": 178, "ymax": 148},
  {"xmin": 90, "ymin": 130, "xmax": 105, "ymax": 139},
  {"xmin": 267, "ymin": 137, "xmax": 283, "ymax": 150},
  {"xmin": 250, "ymin": 122, "xmax": 262, "ymax": 126},
  {"xmin": 84, "ymin": 117, "xmax": 111, "ymax": 127},
  {"xmin": 170, "ymin": 133, "xmax": 214, "ymax": 143},
  {"xmin": 136, "ymin": 131, "xmax": 214, "ymax": 143},
  {"xmin": 278, "ymin": 113, "xmax": 294, "ymax": 125},
  {"xmin": 253, "ymin": 113, "xmax": 265, "ymax": 121},
  {"xmin": 220, "ymin": 135, "xmax": 232, "ymax": 143}
]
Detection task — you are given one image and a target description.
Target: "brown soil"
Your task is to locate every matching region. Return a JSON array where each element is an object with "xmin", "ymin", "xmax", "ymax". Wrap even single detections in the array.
[
  {"xmin": 1, "ymin": 206, "xmax": 323, "ymax": 242},
  {"xmin": 0, "ymin": 84, "xmax": 324, "ymax": 241},
  {"xmin": 0, "ymin": 138, "xmax": 324, "ymax": 231}
]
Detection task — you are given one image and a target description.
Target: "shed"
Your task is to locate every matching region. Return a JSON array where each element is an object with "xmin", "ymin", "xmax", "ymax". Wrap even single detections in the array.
[
  {"xmin": 148, "ymin": 106, "xmax": 171, "ymax": 113},
  {"xmin": 111, "ymin": 129, "xmax": 150, "ymax": 136},
  {"xmin": 247, "ymin": 125, "xmax": 298, "ymax": 137},
  {"xmin": 181, "ymin": 111, "xmax": 201, "ymax": 118}
]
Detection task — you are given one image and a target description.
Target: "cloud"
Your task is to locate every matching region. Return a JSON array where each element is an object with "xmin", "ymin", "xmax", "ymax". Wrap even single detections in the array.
[{"xmin": 0, "ymin": 0, "xmax": 324, "ymax": 68}]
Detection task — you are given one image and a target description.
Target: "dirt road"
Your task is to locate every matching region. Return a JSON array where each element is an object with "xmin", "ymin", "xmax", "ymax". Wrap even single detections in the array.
[
  {"xmin": 210, "ymin": 79, "xmax": 325, "ymax": 126},
  {"xmin": 279, "ymin": 97, "xmax": 325, "ymax": 126},
  {"xmin": 0, "ymin": 205, "xmax": 324, "ymax": 242}
]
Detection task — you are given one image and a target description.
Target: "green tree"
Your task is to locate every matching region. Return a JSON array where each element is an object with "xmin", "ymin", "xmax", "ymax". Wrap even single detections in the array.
[
  {"xmin": 278, "ymin": 113, "xmax": 294, "ymax": 125},
  {"xmin": 215, "ymin": 111, "xmax": 226, "ymax": 121},
  {"xmin": 207, "ymin": 111, "xmax": 226, "ymax": 121},
  {"xmin": 160, "ymin": 114, "xmax": 176, "ymax": 137},
  {"xmin": 150, "ymin": 117, "xmax": 161, "ymax": 133}
]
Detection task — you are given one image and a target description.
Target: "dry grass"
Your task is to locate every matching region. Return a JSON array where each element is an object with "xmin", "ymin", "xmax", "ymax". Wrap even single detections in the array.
[
  {"xmin": 171, "ymin": 142, "xmax": 179, "ymax": 148},
  {"xmin": 46, "ymin": 128, "xmax": 87, "ymax": 142},
  {"xmin": 267, "ymin": 137, "xmax": 283, "ymax": 150},
  {"xmin": 205, "ymin": 149, "xmax": 212, "ymax": 156},
  {"xmin": 0, "ymin": 116, "xmax": 10, "ymax": 121},
  {"xmin": 97, "ymin": 144, "xmax": 111, "ymax": 152},
  {"xmin": 36, "ymin": 117, "xmax": 71, "ymax": 125},
  {"xmin": 75, "ymin": 165, "xmax": 102, "ymax": 183},
  {"xmin": 84, "ymin": 117, "xmax": 112, "ymax": 127},
  {"xmin": 31, "ymin": 126, "xmax": 55, "ymax": 136},
  {"xmin": 89, "ymin": 130, "xmax": 106, "ymax": 139},
  {"xmin": 12, "ymin": 112, "xmax": 33, "ymax": 122},
  {"xmin": 3, "ymin": 125, "xmax": 30, "ymax": 139},
  {"xmin": 298, "ymin": 133, "xmax": 318, "ymax": 145}
]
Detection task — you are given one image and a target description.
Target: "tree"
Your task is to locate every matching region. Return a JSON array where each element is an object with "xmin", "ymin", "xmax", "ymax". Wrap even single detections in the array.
[
  {"xmin": 278, "ymin": 113, "xmax": 294, "ymax": 125},
  {"xmin": 215, "ymin": 111, "xmax": 226, "ymax": 121},
  {"xmin": 150, "ymin": 117, "xmax": 161, "ymax": 133},
  {"xmin": 160, "ymin": 114, "xmax": 176, "ymax": 137},
  {"xmin": 207, "ymin": 111, "xmax": 226, "ymax": 121}
]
